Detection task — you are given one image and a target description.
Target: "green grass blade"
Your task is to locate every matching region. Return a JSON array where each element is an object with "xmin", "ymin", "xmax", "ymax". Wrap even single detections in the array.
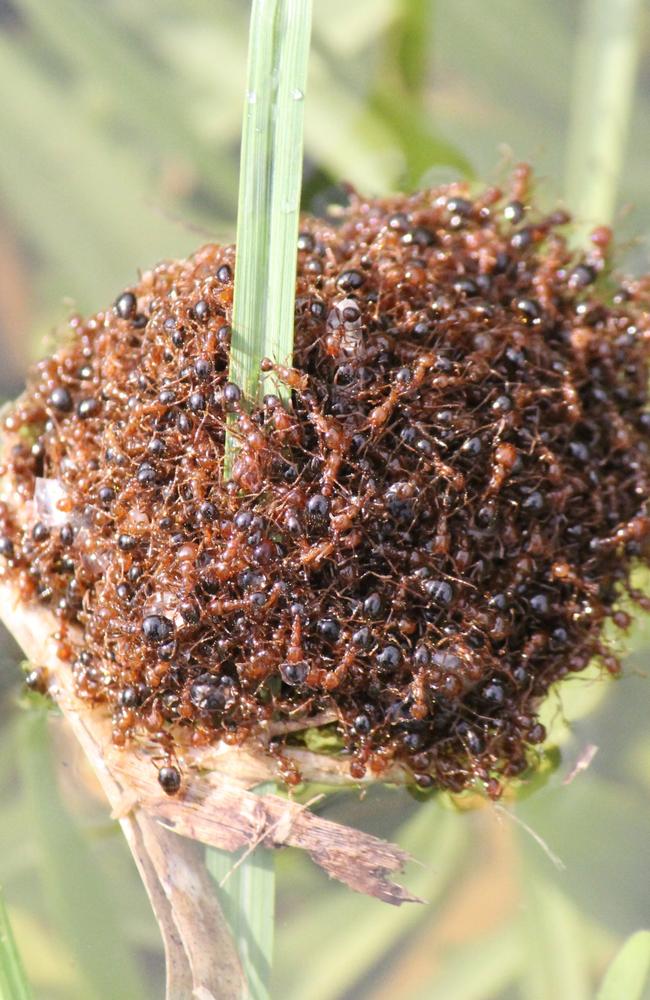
[
  {"xmin": 228, "ymin": 0, "xmax": 281, "ymax": 412},
  {"xmin": 565, "ymin": 0, "xmax": 643, "ymax": 240},
  {"xmin": 0, "ymin": 887, "xmax": 33, "ymax": 1000},
  {"xmin": 265, "ymin": 0, "xmax": 312, "ymax": 391},
  {"xmin": 206, "ymin": 783, "xmax": 276, "ymax": 1000},
  {"xmin": 597, "ymin": 930, "xmax": 650, "ymax": 1000},
  {"xmin": 226, "ymin": 0, "xmax": 312, "ymax": 473}
]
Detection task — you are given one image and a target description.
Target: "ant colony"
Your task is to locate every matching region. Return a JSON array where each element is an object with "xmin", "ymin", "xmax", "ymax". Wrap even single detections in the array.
[{"xmin": 2, "ymin": 166, "xmax": 650, "ymax": 797}]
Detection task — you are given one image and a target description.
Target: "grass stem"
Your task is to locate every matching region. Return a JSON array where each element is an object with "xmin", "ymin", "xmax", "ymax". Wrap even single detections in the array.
[
  {"xmin": 265, "ymin": 0, "xmax": 312, "ymax": 399},
  {"xmin": 0, "ymin": 886, "xmax": 33, "ymax": 1000},
  {"xmin": 206, "ymin": 785, "xmax": 276, "ymax": 1000},
  {"xmin": 215, "ymin": 2, "xmax": 312, "ymax": 994},
  {"xmin": 225, "ymin": 0, "xmax": 312, "ymax": 476},
  {"xmin": 565, "ymin": 0, "xmax": 642, "ymax": 241}
]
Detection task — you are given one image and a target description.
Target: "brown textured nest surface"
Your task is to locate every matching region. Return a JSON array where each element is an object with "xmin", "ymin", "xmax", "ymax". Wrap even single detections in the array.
[{"xmin": 2, "ymin": 167, "xmax": 650, "ymax": 797}]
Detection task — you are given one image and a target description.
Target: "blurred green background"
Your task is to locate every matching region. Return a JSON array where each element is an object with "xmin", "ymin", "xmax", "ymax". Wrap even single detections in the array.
[{"xmin": 1, "ymin": 1, "xmax": 650, "ymax": 998}]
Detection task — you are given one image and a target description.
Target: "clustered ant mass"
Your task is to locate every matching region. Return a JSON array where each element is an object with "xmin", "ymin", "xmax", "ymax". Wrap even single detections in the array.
[{"xmin": 1, "ymin": 165, "xmax": 649, "ymax": 797}]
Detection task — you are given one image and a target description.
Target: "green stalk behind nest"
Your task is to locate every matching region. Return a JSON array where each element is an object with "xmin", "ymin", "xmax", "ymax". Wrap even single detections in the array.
[{"xmin": 565, "ymin": 0, "xmax": 642, "ymax": 241}]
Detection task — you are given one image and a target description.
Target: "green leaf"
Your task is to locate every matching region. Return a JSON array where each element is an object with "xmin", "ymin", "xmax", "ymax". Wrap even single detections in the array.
[
  {"xmin": 597, "ymin": 931, "xmax": 650, "ymax": 1000},
  {"xmin": 537, "ymin": 659, "xmax": 609, "ymax": 747},
  {"xmin": 514, "ymin": 744, "xmax": 562, "ymax": 801},
  {"xmin": 0, "ymin": 886, "xmax": 33, "ymax": 1000},
  {"xmin": 301, "ymin": 725, "xmax": 344, "ymax": 754}
]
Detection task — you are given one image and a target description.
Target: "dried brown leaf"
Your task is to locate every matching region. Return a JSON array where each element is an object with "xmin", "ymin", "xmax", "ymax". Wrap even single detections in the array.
[{"xmin": 0, "ymin": 579, "xmax": 420, "ymax": 906}]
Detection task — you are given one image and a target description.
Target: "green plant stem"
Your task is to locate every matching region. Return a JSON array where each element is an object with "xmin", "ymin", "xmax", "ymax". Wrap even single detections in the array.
[
  {"xmin": 265, "ymin": 0, "xmax": 312, "ymax": 395},
  {"xmin": 0, "ymin": 887, "xmax": 33, "ymax": 1000},
  {"xmin": 225, "ymin": 0, "xmax": 312, "ymax": 477},
  {"xmin": 227, "ymin": 0, "xmax": 279, "ymax": 417},
  {"xmin": 565, "ymin": 0, "xmax": 642, "ymax": 241},
  {"xmin": 206, "ymin": 785, "xmax": 276, "ymax": 1000},
  {"xmin": 215, "ymin": 3, "xmax": 312, "ymax": 993}
]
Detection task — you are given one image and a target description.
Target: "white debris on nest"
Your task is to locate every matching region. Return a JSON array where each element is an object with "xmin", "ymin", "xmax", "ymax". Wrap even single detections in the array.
[{"xmin": 33, "ymin": 477, "xmax": 70, "ymax": 527}]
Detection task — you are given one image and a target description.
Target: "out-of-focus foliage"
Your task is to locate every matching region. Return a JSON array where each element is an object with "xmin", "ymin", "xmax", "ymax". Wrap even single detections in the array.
[
  {"xmin": 597, "ymin": 931, "xmax": 650, "ymax": 1000},
  {"xmin": 0, "ymin": 883, "xmax": 33, "ymax": 1000},
  {"xmin": 0, "ymin": 0, "xmax": 469, "ymax": 352},
  {"xmin": 2, "ymin": 0, "xmax": 647, "ymax": 376},
  {"xmin": 1, "ymin": 1, "xmax": 650, "ymax": 998}
]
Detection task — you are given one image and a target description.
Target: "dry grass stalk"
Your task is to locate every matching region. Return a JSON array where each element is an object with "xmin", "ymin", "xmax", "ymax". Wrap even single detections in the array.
[{"xmin": 0, "ymin": 576, "xmax": 420, "ymax": 990}]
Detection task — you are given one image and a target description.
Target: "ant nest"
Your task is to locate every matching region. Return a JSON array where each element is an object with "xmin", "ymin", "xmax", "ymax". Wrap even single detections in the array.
[{"xmin": 2, "ymin": 166, "xmax": 650, "ymax": 797}]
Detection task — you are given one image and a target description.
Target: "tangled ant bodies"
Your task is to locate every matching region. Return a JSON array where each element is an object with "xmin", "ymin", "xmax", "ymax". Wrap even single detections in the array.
[{"xmin": 2, "ymin": 166, "xmax": 650, "ymax": 797}]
